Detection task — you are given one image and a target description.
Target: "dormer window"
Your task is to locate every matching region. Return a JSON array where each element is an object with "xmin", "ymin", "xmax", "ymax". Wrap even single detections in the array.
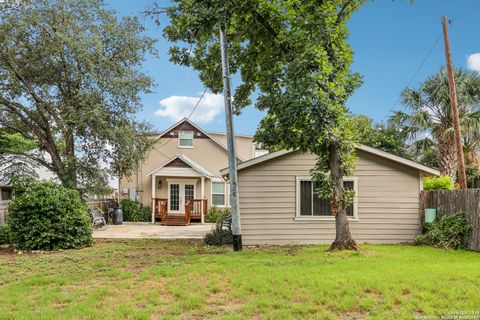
[{"xmin": 179, "ymin": 130, "xmax": 194, "ymax": 148}]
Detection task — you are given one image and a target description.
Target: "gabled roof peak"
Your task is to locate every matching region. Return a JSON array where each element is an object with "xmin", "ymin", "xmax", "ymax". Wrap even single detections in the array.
[
  {"xmin": 146, "ymin": 154, "xmax": 213, "ymax": 177},
  {"xmin": 154, "ymin": 118, "xmax": 246, "ymax": 161}
]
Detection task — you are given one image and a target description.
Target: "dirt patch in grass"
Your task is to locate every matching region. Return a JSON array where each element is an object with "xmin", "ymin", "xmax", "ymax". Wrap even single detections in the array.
[
  {"xmin": 340, "ymin": 311, "xmax": 369, "ymax": 320},
  {"xmin": 0, "ymin": 244, "xmax": 15, "ymax": 256},
  {"xmin": 246, "ymin": 244, "xmax": 304, "ymax": 255},
  {"xmin": 123, "ymin": 264, "xmax": 144, "ymax": 273},
  {"xmin": 196, "ymin": 245, "xmax": 231, "ymax": 255}
]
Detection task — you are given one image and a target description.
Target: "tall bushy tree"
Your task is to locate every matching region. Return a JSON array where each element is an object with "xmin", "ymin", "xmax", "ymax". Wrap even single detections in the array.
[
  {"xmin": 391, "ymin": 68, "xmax": 480, "ymax": 178},
  {"xmin": 0, "ymin": 0, "xmax": 156, "ymax": 190},
  {"xmin": 350, "ymin": 115, "xmax": 412, "ymax": 159},
  {"xmin": 153, "ymin": 0, "xmax": 364, "ymax": 250}
]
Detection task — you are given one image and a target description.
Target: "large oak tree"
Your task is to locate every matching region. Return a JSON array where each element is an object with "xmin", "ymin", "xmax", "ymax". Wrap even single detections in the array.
[
  {"xmin": 0, "ymin": 0, "xmax": 155, "ymax": 191},
  {"xmin": 151, "ymin": 0, "xmax": 365, "ymax": 250}
]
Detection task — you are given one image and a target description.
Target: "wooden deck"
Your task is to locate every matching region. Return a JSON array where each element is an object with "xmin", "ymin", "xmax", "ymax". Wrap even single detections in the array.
[{"xmin": 152, "ymin": 198, "xmax": 208, "ymax": 226}]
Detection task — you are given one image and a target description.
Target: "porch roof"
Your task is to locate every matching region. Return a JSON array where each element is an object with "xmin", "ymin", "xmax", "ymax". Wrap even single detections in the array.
[{"xmin": 146, "ymin": 155, "xmax": 213, "ymax": 178}]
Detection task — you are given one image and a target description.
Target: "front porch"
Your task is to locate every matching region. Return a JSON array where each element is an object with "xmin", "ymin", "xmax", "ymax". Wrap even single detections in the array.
[
  {"xmin": 152, "ymin": 198, "xmax": 208, "ymax": 226},
  {"xmin": 148, "ymin": 155, "xmax": 214, "ymax": 226}
]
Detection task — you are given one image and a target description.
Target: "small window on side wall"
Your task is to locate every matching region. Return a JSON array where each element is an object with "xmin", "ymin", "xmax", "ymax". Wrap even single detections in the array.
[
  {"xmin": 179, "ymin": 131, "xmax": 194, "ymax": 148},
  {"xmin": 212, "ymin": 181, "xmax": 226, "ymax": 206},
  {"xmin": 296, "ymin": 177, "xmax": 358, "ymax": 219}
]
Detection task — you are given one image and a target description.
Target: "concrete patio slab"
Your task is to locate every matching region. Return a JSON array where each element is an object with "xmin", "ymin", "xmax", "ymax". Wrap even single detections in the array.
[{"xmin": 93, "ymin": 223, "xmax": 215, "ymax": 239}]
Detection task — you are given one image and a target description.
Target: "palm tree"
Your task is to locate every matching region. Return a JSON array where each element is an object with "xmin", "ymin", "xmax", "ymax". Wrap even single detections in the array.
[
  {"xmin": 464, "ymin": 129, "xmax": 480, "ymax": 168},
  {"xmin": 391, "ymin": 68, "xmax": 480, "ymax": 178}
]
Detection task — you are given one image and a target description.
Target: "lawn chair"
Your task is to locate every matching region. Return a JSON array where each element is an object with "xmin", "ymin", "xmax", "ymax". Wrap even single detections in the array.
[
  {"xmin": 91, "ymin": 208, "xmax": 107, "ymax": 229},
  {"xmin": 220, "ymin": 215, "xmax": 232, "ymax": 230}
]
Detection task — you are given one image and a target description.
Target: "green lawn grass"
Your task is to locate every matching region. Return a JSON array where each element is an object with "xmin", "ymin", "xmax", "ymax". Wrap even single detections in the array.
[{"xmin": 1, "ymin": 240, "xmax": 479, "ymax": 319}]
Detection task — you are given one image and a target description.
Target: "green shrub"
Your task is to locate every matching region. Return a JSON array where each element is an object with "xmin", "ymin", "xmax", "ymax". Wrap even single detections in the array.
[
  {"xmin": 120, "ymin": 199, "xmax": 137, "ymax": 221},
  {"xmin": 423, "ymin": 176, "xmax": 454, "ymax": 191},
  {"xmin": 204, "ymin": 223, "xmax": 233, "ymax": 246},
  {"xmin": 120, "ymin": 199, "xmax": 151, "ymax": 222},
  {"xmin": 205, "ymin": 206, "xmax": 231, "ymax": 223},
  {"xmin": 415, "ymin": 212, "xmax": 472, "ymax": 249},
  {"xmin": 0, "ymin": 224, "xmax": 12, "ymax": 245},
  {"xmin": 8, "ymin": 181, "xmax": 93, "ymax": 251}
]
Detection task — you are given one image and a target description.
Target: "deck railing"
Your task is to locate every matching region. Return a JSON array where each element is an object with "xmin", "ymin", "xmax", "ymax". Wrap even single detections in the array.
[
  {"xmin": 185, "ymin": 199, "xmax": 207, "ymax": 224},
  {"xmin": 152, "ymin": 198, "xmax": 168, "ymax": 223}
]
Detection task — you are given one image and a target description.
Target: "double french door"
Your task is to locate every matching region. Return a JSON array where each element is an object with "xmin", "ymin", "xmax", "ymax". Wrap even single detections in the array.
[{"xmin": 168, "ymin": 182, "xmax": 195, "ymax": 213}]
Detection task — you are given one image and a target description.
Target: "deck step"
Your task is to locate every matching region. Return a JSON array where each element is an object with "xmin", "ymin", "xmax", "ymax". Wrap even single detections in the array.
[{"xmin": 161, "ymin": 214, "xmax": 188, "ymax": 226}]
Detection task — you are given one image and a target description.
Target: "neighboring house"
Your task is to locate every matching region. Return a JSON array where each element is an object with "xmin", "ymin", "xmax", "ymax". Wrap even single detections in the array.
[
  {"xmin": 119, "ymin": 118, "xmax": 265, "ymax": 225},
  {"xmin": 0, "ymin": 156, "xmax": 57, "ymax": 202},
  {"xmin": 220, "ymin": 145, "xmax": 439, "ymax": 245}
]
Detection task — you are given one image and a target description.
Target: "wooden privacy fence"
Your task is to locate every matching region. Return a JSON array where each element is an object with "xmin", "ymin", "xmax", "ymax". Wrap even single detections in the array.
[
  {"xmin": 420, "ymin": 189, "xmax": 480, "ymax": 251},
  {"xmin": 0, "ymin": 201, "xmax": 8, "ymax": 225}
]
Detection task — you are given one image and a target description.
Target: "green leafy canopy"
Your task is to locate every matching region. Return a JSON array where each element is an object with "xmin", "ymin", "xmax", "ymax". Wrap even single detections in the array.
[
  {"xmin": 158, "ymin": 0, "xmax": 365, "ymax": 206},
  {"xmin": 152, "ymin": 0, "xmax": 367, "ymax": 249},
  {"xmin": 0, "ymin": 0, "xmax": 157, "ymax": 191},
  {"xmin": 351, "ymin": 114, "xmax": 413, "ymax": 159}
]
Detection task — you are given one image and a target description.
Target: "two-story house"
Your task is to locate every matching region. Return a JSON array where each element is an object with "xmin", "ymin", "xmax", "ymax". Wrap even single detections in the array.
[{"xmin": 119, "ymin": 118, "xmax": 266, "ymax": 225}]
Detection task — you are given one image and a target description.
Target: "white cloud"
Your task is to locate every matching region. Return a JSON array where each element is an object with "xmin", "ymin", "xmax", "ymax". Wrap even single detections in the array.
[
  {"xmin": 155, "ymin": 93, "xmax": 224, "ymax": 124},
  {"xmin": 467, "ymin": 53, "xmax": 480, "ymax": 72}
]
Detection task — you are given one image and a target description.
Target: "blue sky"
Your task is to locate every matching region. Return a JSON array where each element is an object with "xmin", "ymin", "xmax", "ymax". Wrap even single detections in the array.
[{"xmin": 107, "ymin": 0, "xmax": 480, "ymax": 135}]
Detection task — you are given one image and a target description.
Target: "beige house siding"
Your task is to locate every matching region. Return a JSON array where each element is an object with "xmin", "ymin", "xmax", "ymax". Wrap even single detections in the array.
[
  {"xmin": 120, "ymin": 131, "xmax": 251, "ymax": 208},
  {"xmin": 208, "ymin": 133, "xmax": 254, "ymax": 161},
  {"xmin": 237, "ymin": 150, "xmax": 422, "ymax": 245}
]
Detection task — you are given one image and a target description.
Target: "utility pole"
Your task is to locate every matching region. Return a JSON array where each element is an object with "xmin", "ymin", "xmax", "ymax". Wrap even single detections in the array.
[
  {"xmin": 441, "ymin": 15, "xmax": 467, "ymax": 189},
  {"xmin": 219, "ymin": 24, "xmax": 242, "ymax": 251}
]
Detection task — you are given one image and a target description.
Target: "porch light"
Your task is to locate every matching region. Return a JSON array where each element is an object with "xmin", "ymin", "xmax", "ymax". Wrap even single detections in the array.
[{"xmin": 157, "ymin": 180, "xmax": 162, "ymax": 189}]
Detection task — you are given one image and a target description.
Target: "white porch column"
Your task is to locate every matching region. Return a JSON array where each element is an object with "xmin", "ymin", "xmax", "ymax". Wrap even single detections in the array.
[
  {"xmin": 201, "ymin": 176, "xmax": 205, "ymax": 223},
  {"xmin": 151, "ymin": 175, "xmax": 156, "ymax": 224}
]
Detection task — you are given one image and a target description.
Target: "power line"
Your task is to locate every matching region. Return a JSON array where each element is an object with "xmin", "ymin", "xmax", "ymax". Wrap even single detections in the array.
[
  {"xmin": 405, "ymin": 33, "xmax": 442, "ymax": 91},
  {"xmin": 390, "ymin": 32, "xmax": 442, "ymax": 110},
  {"xmin": 451, "ymin": 1, "xmax": 480, "ymax": 22},
  {"xmin": 390, "ymin": 0, "xmax": 480, "ymax": 112}
]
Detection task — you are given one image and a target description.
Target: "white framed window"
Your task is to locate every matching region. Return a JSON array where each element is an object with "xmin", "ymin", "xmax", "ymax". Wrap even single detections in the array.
[
  {"xmin": 295, "ymin": 176, "xmax": 358, "ymax": 220},
  {"xmin": 178, "ymin": 130, "xmax": 194, "ymax": 148},
  {"xmin": 211, "ymin": 181, "xmax": 226, "ymax": 207}
]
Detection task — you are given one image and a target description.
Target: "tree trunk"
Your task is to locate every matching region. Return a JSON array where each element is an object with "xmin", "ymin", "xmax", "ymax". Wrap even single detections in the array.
[
  {"xmin": 58, "ymin": 130, "xmax": 77, "ymax": 189},
  {"xmin": 327, "ymin": 145, "xmax": 359, "ymax": 251},
  {"xmin": 438, "ymin": 134, "xmax": 457, "ymax": 180},
  {"xmin": 58, "ymin": 163, "xmax": 77, "ymax": 189}
]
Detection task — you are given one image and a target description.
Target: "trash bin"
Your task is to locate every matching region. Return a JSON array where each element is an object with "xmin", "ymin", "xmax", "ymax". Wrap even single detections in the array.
[
  {"xmin": 112, "ymin": 208, "xmax": 123, "ymax": 225},
  {"xmin": 424, "ymin": 208, "xmax": 436, "ymax": 223}
]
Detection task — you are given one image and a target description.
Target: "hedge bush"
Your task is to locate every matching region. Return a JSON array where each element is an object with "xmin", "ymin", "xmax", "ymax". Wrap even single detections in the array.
[
  {"xmin": 415, "ymin": 212, "xmax": 472, "ymax": 249},
  {"xmin": 0, "ymin": 224, "xmax": 12, "ymax": 245},
  {"xmin": 204, "ymin": 223, "xmax": 233, "ymax": 246},
  {"xmin": 205, "ymin": 206, "xmax": 231, "ymax": 223},
  {"xmin": 120, "ymin": 199, "xmax": 151, "ymax": 222},
  {"xmin": 423, "ymin": 176, "xmax": 454, "ymax": 191},
  {"xmin": 8, "ymin": 181, "xmax": 93, "ymax": 250}
]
